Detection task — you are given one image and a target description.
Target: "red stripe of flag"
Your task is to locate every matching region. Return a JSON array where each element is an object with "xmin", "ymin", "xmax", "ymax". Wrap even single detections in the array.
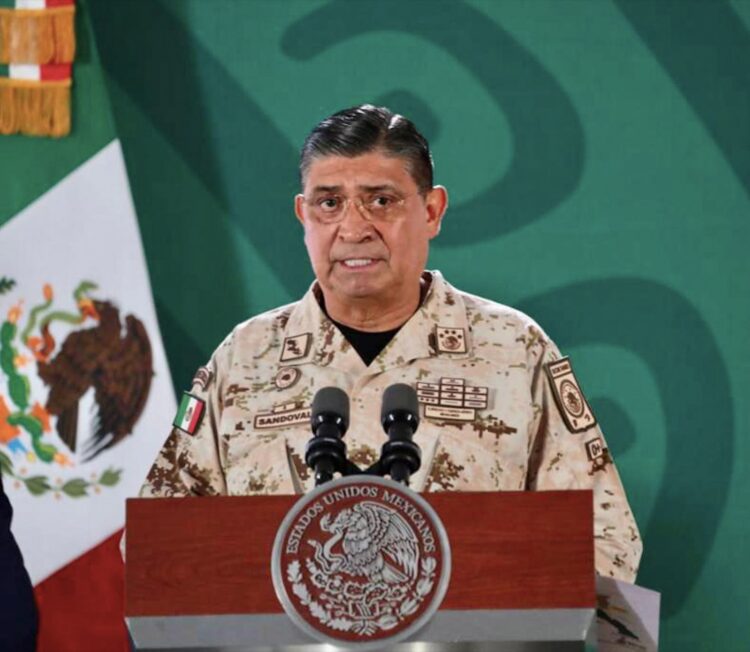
[
  {"xmin": 188, "ymin": 399, "xmax": 204, "ymax": 432},
  {"xmin": 45, "ymin": 0, "xmax": 76, "ymax": 7},
  {"xmin": 40, "ymin": 64, "xmax": 72, "ymax": 81},
  {"xmin": 34, "ymin": 530, "xmax": 129, "ymax": 652}
]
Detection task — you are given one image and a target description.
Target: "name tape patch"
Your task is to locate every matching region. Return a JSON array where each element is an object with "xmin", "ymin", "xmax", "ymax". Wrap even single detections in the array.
[{"xmin": 254, "ymin": 402, "xmax": 312, "ymax": 429}]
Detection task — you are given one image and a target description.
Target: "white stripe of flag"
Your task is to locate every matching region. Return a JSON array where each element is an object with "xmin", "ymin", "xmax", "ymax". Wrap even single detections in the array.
[
  {"xmin": 9, "ymin": 64, "xmax": 41, "ymax": 81},
  {"xmin": 174, "ymin": 393, "xmax": 204, "ymax": 434},
  {"xmin": 15, "ymin": 1, "xmax": 47, "ymax": 9}
]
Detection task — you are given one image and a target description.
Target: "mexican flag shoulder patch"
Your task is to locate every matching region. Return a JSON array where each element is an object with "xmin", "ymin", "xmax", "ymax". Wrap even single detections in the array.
[{"xmin": 173, "ymin": 392, "xmax": 205, "ymax": 435}]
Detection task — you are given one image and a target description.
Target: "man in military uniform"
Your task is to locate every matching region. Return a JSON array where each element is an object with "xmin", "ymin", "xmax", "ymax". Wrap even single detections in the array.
[{"xmin": 141, "ymin": 105, "xmax": 642, "ymax": 582}]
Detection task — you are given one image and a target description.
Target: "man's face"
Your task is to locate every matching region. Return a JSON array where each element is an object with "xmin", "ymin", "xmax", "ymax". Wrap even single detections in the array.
[{"xmin": 294, "ymin": 151, "xmax": 447, "ymax": 313}]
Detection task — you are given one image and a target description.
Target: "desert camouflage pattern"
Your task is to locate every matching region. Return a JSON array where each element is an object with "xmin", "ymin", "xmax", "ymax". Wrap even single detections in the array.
[{"xmin": 140, "ymin": 271, "xmax": 642, "ymax": 582}]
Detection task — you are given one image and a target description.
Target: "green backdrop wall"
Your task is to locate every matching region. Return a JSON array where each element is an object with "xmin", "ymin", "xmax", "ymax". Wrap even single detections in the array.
[{"xmin": 2, "ymin": 1, "xmax": 749, "ymax": 648}]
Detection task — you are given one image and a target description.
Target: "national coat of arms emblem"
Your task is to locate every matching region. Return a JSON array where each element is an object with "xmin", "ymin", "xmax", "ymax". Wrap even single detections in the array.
[
  {"xmin": 0, "ymin": 277, "xmax": 153, "ymax": 498},
  {"xmin": 272, "ymin": 475, "xmax": 451, "ymax": 648}
]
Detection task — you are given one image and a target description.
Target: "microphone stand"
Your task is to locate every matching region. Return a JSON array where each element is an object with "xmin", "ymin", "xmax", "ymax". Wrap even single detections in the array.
[{"xmin": 304, "ymin": 384, "xmax": 422, "ymax": 487}]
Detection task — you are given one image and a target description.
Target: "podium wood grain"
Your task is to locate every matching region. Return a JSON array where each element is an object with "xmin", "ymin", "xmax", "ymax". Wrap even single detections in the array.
[{"xmin": 125, "ymin": 490, "xmax": 595, "ymax": 616}]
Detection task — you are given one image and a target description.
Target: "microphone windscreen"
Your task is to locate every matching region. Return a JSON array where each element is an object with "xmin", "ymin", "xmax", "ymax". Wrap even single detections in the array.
[
  {"xmin": 312, "ymin": 386, "xmax": 350, "ymax": 428},
  {"xmin": 381, "ymin": 383, "xmax": 420, "ymax": 426}
]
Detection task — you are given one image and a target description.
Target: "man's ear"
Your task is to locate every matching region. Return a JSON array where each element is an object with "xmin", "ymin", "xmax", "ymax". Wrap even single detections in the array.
[
  {"xmin": 425, "ymin": 185, "xmax": 448, "ymax": 238},
  {"xmin": 294, "ymin": 194, "xmax": 306, "ymax": 227}
]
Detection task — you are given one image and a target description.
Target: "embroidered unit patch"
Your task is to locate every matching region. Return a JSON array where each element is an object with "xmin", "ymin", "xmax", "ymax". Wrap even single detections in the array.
[
  {"xmin": 280, "ymin": 333, "xmax": 312, "ymax": 362},
  {"xmin": 435, "ymin": 326, "xmax": 467, "ymax": 353},
  {"xmin": 191, "ymin": 365, "xmax": 213, "ymax": 391},
  {"xmin": 545, "ymin": 357, "xmax": 597, "ymax": 433},
  {"xmin": 585, "ymin": 437, "xmax": 604, "ymax": 461},
  {"xmin": 585, "ymin": 436, "xmax": 612, "ymax": 474},
  {"xmin": 274, "ymin": 366, "xmax": 301, "ymax": 390}
]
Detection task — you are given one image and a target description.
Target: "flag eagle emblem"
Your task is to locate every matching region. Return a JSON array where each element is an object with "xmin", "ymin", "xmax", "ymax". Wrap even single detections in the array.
[{"xmin": 0, "ymin": 278, "xmax": 153, "ymax": 498}]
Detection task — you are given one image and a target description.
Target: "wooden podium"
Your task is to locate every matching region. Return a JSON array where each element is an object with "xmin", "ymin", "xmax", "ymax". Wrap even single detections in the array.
[{"xmin": 125, "ymin": 489, "xmax": 597, "ymax": 651}]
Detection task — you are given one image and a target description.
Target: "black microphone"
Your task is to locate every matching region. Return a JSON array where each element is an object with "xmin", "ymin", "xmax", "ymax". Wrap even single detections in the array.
[
  {"xmin": 380, "ymin": 383, "xmax": 421, "ymax": 485},
  {"xmin": 305, "ymin": 387, "xmax": 349, "ymax": 486}
]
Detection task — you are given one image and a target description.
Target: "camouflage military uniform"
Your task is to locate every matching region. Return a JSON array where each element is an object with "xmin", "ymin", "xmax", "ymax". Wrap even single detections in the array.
[{"xmin": 141, "ymin": 270, "xmax": 642, "ymax": 582}]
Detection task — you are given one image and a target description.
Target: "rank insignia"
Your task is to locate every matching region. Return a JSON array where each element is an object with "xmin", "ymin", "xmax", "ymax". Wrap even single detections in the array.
[
  {"xmin": 435, "ymin": 326, "xmax": 467, "ymax": 354},
  {"xmin": 545, "ymin": 357, "xmax": 597, "ymax": 433},
  {"xmin": 274, "ymin": 366, "xmax": 301, "ymax": 390},
  {"xmin": 417, "ymin": 377, "xmax": 489, "ymax": 422},
  {"xmin": 254, "ymin": 402, "xmax": 312, "ymax": 430},
  {"xmin": 173, "ymin": 392, "xmax": 205, "ymax": 435},
  {"xmin": 191, "ymin": 365, "xmax": 213, "ymax": 391},
  {"xmin": 280, "ymin": 333, "xmax": 312, "ymax": 362}
]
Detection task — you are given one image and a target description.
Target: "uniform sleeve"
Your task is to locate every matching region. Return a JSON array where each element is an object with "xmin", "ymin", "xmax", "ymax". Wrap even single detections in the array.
[
  {"xmin": 526, "ymin": 338, "xmax": 643, "ymax": 583},
  {"xmin": 138, "ymin": 336, "xmax": 232, "ymax": 498}
]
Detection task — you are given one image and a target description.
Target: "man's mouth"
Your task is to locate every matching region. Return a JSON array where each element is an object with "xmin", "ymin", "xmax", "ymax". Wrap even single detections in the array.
[{"xmin": 340, "ymin": 258, "xmax": 379, "ymax": 268}]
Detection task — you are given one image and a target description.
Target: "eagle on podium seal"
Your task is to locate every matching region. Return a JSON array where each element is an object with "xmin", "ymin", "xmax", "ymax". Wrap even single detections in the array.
[{"xmin": 272, "ymin": 475, "xmax": 451, "ymax": 648}]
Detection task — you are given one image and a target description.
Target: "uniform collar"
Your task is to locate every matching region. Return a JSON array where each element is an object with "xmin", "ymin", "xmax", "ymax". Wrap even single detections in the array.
[{"xmin": 278, "ymin": 270, "xmax": 471, "ymax": 375}]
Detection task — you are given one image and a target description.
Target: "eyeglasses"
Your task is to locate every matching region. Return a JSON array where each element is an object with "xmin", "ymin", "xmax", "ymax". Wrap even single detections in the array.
[{"xmin": 301, "ymin": 191, "xmax": 420, "ymax": 224}]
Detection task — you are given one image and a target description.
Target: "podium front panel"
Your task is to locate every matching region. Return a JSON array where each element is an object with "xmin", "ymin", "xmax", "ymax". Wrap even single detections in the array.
[{"xmin": 126, "ymin": 489, "xmax": 596, "ymax": 650}]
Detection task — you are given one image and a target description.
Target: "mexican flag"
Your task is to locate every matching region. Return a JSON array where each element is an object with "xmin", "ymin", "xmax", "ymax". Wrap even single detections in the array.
[{"xmin": 0, "ymin": 4, "xmax": 175, "ymax": 651}]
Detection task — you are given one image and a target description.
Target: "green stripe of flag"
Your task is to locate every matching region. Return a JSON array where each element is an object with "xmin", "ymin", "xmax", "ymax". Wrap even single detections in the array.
[{"xmin": 175, "ymin": 394, "xmax": 190, "ymax": 424}]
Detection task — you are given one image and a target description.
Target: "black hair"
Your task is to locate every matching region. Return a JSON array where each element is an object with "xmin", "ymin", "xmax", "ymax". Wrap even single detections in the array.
[{"xmin": 300, "ymin": 104, "xmax": 434, "ymax": 193}]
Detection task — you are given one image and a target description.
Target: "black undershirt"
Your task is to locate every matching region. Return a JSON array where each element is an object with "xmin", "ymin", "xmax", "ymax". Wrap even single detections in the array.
[
  {"xmin": 330, "ymin": 319, "xmax": 402, "ymax": 366},
  {"xmin": 318, "ymin": 277, "xmax": 430, "ymax": 366}
]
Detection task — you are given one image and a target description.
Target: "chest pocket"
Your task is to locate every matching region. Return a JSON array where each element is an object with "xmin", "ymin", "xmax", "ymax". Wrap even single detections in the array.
[
  {"xmin": 221, "ymin": 429, "xmax": 297, "ymax": 496},
  {"xmin": 420, "ymin": 423, "xmax": 527, "ymax": 493}
]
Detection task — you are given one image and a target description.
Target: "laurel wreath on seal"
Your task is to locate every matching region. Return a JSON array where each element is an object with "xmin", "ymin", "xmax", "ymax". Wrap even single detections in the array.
[{"xmin": 287, "ymin": 556, "xmax": 438, "ymax": 636}]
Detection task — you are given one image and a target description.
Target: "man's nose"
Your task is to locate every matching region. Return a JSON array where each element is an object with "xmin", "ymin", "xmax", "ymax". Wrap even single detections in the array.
[{"xmin": 337, "ymin": 199, "xmax": 373, "ymax": 241}]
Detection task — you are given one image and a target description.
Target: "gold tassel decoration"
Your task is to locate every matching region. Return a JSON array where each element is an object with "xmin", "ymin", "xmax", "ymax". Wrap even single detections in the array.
[
  {"xmin": 0, "ymin": 78, "xmax": 71, "ymax": 137},
  {"xmin": 0, "ymin": 6, "xmax": 76, "ymax": 65}
]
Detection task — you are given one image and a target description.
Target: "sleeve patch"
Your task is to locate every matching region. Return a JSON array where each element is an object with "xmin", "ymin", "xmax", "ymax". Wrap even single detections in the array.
[
  {"xmin": 545, "ymin": 357, "xmax": 597, "ymax": 433},
  {"xmin": 586, "ymin": 437, "xmax": 612, "ymax": 475},
  {"xmin": 585, "ymin": 437, "xmax": 604, "ymax": 461},
  {"xmin": 191, "ymin": 365, "xmax": 213, "ymax": 391},
  {"xmin": 173, "ymin": 392, "xmax": 205, "ymax": 435}
]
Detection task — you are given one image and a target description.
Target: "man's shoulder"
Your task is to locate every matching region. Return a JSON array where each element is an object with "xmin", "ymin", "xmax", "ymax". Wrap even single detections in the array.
[
  {"xmin": 217, "ymin": 299, "xmax": 301, "ymax": 356},
  {"xmin": 235, "ymin": 300, "xmax": 299, "ymax": 335},
  {"xmin": 447, "ymin": 282, "xmax": 546, "ymax": 336},
  {"xmin": 442, "ymin": 279, "xmax": 554, "ymax": 356}
]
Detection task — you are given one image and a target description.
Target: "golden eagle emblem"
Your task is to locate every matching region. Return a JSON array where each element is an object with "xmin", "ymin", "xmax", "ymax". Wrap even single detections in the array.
[{"xmin": 0, "ymin": 279, "xmax": 153, "ymax": 497}]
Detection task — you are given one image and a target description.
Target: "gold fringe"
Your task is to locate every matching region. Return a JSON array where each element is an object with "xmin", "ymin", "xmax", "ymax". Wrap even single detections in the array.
[
  {"xmin": 0, "ymin": 7, "xmax": 76, "ymax": 65},
  {"xmin": 0, "ymin": 78, "xmax": 71, "ymax": 137}
]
